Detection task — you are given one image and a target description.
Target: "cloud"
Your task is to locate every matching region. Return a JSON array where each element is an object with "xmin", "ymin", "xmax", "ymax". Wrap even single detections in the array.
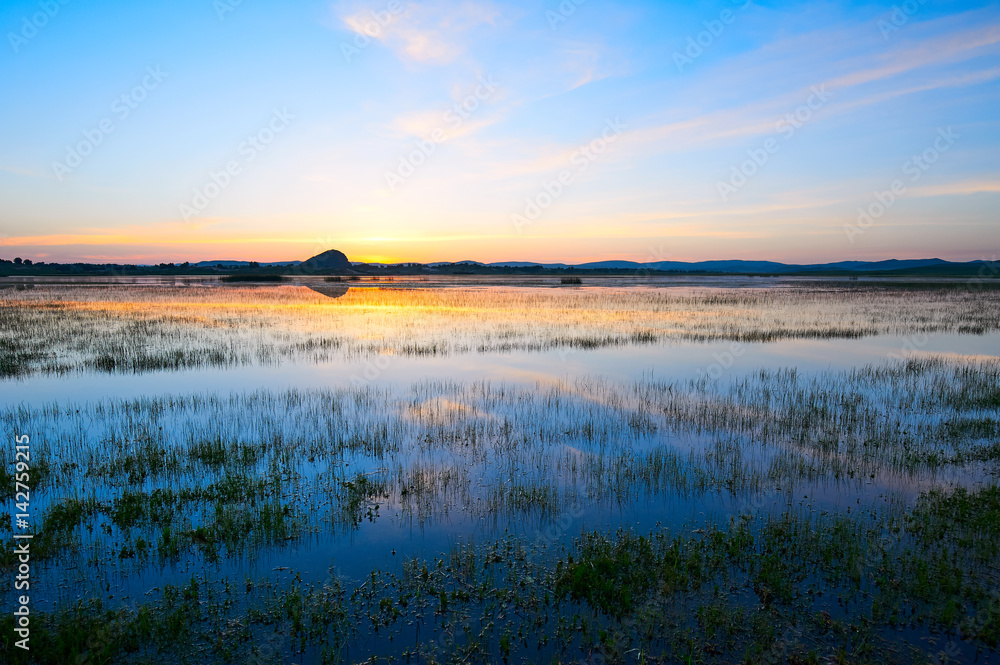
[
  {"xmin": 610, "ymin": 15, "xmax": 1000, "ymax": 160},
  {"xmin": 823, "ymin": 22, "xmax": 1000, "ymax": 90},
  {"xmin": 0, "ymin": 164, "xmax": 55, "ymax": 179},
  {"xmin": 338, "ymin": 0, "xmax": 502, "ymax": 64},
  {"xmin": 379, "ymin": 76, "xmax": 507, "ymax": 142},
  {"xmin": 909, "ymin": 179, "xmax": 1000, "ymax": 198}
]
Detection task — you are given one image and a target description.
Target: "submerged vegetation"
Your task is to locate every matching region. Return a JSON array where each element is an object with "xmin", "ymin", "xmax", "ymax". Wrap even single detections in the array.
[
  {"xmin": 1, "ymin": 351, "xmax": 999, "ymax": 662},
  {"xmin": 1, "ymin": 279, "xmax": 999, "ymax": 376},
  {"xmin": 4, "ymin": 497, "xmax": 999, "ymax": 664},
  {"xmin": 0, "ymin": 279, "xmax": 998, "ymax": 662}
]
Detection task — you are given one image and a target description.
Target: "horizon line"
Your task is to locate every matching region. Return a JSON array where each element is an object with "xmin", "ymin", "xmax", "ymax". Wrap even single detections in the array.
[{"xmin": 8, "ymin": 254, "xmax": 1000, "ymax": 267}]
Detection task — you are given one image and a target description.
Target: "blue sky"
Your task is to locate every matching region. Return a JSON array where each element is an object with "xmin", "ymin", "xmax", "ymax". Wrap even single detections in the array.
[{"xmin": 0, "ymin": 0, "xmax": 998, "ymax": 264}]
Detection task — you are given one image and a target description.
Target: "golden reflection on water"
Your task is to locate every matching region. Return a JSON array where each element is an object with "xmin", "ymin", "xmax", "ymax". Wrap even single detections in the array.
[{"xmin": 3, "ymin": 282, "xmax": 999, "ymax": 375}]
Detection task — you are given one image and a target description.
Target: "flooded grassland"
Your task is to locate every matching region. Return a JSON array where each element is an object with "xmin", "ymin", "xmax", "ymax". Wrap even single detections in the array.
[{"xmin": 1, "ymin": 277, "xmax": 999, "ymax": 664}]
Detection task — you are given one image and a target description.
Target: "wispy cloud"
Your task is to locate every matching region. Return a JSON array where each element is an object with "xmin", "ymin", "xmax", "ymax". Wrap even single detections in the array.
[
  {"xmin": 338, "ymin": 0, "xmax": 503, "ymax": 64},
  {"xmin": 909, "ymin": 179, "xmax": 1000, "ymax": 198},
  {"xmin": 607, "ymin": 15, "xmax": 1000, "ymax": 160},
  {"xmin": 824, "ymin": 22, "xmax": 1000, "ymax": 90},
  {"xmin": 0, "ymin": 164, "xmax": 55, "ymax": 179}
]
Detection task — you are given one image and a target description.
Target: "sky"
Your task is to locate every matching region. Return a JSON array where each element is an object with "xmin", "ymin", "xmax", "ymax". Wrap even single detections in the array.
[{"xmin": 0, "ymin": 0, "xmax": 998, "ymax": 265}]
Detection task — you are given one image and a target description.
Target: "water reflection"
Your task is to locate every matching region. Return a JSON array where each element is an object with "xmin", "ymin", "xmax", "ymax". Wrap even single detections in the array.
[
  {"xmin": 2, "ymin": 331, "xmax": 997, "ymax": 405},
  {"xmin": 306, "ymin": 284, "xmax": 350, "ymax": 299}
]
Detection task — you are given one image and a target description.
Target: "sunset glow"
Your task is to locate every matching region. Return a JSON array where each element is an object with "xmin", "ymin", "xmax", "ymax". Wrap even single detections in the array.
[{"xmin": 1, "ymin": 0, "xmax": 998, "ymax": 264}]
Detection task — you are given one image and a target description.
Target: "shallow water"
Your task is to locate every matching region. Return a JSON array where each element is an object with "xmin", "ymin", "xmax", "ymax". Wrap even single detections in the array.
[
  {"xmin": 3, "ymin": 331, "xmax": 998, "ymax": 406},
  {"xmin": 3, "ymin": 278, "xmax": 999, "ymax": 662}
]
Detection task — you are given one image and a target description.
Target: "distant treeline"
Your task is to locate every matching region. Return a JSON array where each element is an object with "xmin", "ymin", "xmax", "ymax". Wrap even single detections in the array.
[{"xmin": 1, "ymin": 257, "xmax": 998, "ymax": 279}]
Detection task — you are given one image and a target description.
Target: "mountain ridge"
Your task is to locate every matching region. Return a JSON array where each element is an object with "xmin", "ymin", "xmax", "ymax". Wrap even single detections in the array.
[{"xmin": 190, "ymin": 256, "xmax": 955, "ymax": 273}]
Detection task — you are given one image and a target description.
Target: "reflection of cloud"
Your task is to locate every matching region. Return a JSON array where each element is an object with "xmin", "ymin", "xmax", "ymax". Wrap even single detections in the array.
[
  {"xmin": 403, "ymin": 397, "xmax": 495, "ymax": 426},
  {"xmin": 338, "ymin": 0, "xmax": 502, "ymax": 64}
]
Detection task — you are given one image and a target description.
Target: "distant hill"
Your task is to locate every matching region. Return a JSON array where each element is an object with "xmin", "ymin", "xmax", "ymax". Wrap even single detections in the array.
[
  {"xmin": 480, "ymin": 258, "xmax": 952, "ymax": 273},
  {"xmin": 487, "ymin": 261, "xmax": 570, "ymax": 268},
  {"xmin": 182, "ymin": 256, "xmax": 960, "ymax": 274},
  {"xmin": 429, "ymin": 260, "xmax": 484, "ymax": 266},
  {"xmin": 299, "ymin": 249, "xmax": 351, "ymax": 272}
]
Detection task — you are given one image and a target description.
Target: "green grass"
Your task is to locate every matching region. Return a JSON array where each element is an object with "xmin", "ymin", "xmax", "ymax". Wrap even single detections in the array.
[{"xmin": 3, "ymin": 487, "xmax": 998, "ymax": 663}]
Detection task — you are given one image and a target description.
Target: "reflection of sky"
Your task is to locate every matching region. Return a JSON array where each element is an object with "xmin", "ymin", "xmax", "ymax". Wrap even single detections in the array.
[
  {"xmin": 15, "ymin": 329, "xmax": 998, "ymax": 623},
  {"xmin": 4, "ymin": 331, "xmax": 998, "ymax": 405}
]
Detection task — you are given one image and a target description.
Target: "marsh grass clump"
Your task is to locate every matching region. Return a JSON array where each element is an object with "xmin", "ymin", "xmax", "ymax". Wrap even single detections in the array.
[
  {"xmin": 556, "ymin": 532, "xmax": 662, "ymax": 616},
  {"xmin": 560, "ymin": 276, "xmax": 582, "ymax": 285},
  {"xmin": 487, "ymin": 479, "xmax": 562, "ymax": 518},
  {"xmin": 0, "ymin": 466, "xmax": 14, "ymax": 500},
  {"xmin": 334, "ymin": 472, "xmax": 388, "ymax": 530},
  {"xmin": 92, "ymin": 348, "xmax": 231, "ymax": 373},
  {"xmin": 939, "ymin": 416, "xmax": 1000, "ymax": 440},
  {"xmin": 220, "ymin": 274, "xmax": 284, "ymax": 282},
  {"xmin": 187, "ymin": 436, "xmax": 264, "ymax": 470},
  {"xmin": 0, "ymin": 337, "xmax": 51, "ymax": 377},
  {"xmin": 906, "ymin": 486, "xmax": 1000, "ymax": 566}
]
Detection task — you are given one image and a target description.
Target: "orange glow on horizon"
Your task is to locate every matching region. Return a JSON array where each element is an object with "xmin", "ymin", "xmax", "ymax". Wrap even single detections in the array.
[{"xmin": 2, "ymin": 231, "xmax": 985, "ymax": 266}]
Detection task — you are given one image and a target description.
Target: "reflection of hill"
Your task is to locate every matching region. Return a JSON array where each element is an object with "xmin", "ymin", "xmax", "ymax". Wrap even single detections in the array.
[{"xmin": 307, "ymin": 285, "xmax": 350, "ymax": 299}]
